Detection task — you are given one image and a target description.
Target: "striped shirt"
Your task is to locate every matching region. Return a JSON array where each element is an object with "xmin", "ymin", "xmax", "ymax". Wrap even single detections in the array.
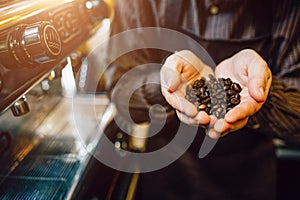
[{"xmin": 109, "ymin": 0, "xmax": 300, "ymax": 145}]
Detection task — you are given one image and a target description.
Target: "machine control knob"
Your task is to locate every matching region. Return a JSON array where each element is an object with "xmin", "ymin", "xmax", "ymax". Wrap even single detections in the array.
[
  {"xmin": 10, "ymin": 96, "xmax": 30, "ymax": 116},
  {"xmin": 1, "ymin": 22, "xmax": 62, "ymax": 68},
  {"xmin": 22, "ymin": 22, "xmax": 62, "ymax": 63},
  {"xmin": 84, "ymin": 0, "xmax": 109, "ymax": 24}
]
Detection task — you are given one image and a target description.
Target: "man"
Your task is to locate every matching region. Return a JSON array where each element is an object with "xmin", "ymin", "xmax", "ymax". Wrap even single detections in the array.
[{"xmin": 104, "ymin": 0, "xmax": 300, "ymax": 199}]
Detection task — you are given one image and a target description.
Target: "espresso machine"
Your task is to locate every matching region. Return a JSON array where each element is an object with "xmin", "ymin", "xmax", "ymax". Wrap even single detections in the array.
[{"xmin": 0, "ymin": 0, "xmax": 120, "ymax": 199}]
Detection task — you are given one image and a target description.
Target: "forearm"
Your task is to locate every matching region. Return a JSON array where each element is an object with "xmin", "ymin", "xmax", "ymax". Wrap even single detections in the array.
[{"xmin": 247, "ymin": 76, "xmax": 300, "ymax": 145}]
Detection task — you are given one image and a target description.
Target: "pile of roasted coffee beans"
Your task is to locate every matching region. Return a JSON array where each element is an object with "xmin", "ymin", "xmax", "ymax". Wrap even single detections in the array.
[{"xmin": 185, "ymin": 74, "xmax": 242, "ymax": 118}]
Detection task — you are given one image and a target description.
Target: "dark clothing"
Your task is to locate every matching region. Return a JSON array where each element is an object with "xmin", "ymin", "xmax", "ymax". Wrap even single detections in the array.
[{"xmin": 105, "ymin": 0, "xmax": 300, "ymax": 199}]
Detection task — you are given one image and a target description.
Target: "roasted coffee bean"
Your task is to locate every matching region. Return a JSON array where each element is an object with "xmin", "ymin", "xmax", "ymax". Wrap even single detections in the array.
[
  {"xmin": 199, "ymin": 94, "xmax": 207, "ymax": 100},
  {"xmin": 185, "ymin": 75, "xmax": 242, "ymax": 118},
  {"xmin": 216, "ymin": 107, "xmax": 223, "ymax": 114},
  {"xmin": 215, "ymin": 94, "xmax": 225, "ymax": 99},
  {"xmin": 214, "ymin": 111, "xmax": 220, "ymax": 118},
  {"xmin": 210, "ymin": 98, "xmax": 218, "ymax": 104},
  {"xmin": 230, "ymin": 97, "xmax": 240, "ymax": 105},
  {"xmin": 199, "ymin": 87, "xmax": 206, "ymax": 94},
  {"xmin": 202, "ymin": 97, "xmax": 211, "ymax": 104},
  {"xmin": 198, "ymin": 104, "xmax": 207, "ymax": 111},
  {"xmin": 211, "ymin": 104, "xmax": 219, "ymax": 110},
  {"xmin": 227, "ymin": 89, "xmax": 236, "ymax": 96},
  {"xmin": 223, "ymin": 78, "xmax": 232, "ymax": 86},
  {"xmin": 232, "ymin": 82, "xmax": 242, "ymax": 93},
  {"xmin": 217, "ymin": 88, "xmax": 223, "ymax": 94},
  {"xmin": 221, "ymin": 104, "xmax": 227, "ymax": 109},
  {"xmin": 224, "ymin": 85, "xmax": 230, "ymax": 90}
]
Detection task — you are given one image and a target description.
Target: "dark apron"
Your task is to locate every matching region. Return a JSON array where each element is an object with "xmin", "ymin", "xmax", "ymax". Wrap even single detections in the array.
[
  {"xmin": 162, "ymin": 0, "xmax": 281, "ymax": 152},
  {"xmin": 136, "ymin": 1, "xmax": 280, "ymax": 200}
]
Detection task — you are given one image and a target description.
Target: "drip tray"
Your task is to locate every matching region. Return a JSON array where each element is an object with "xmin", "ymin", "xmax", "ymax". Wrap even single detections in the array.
[
  {"xmin": 0, "ymin": 137, "xmax": 90, "ymax": 199},
  {"xmin": 0, "ymin": 138, "xmax": 81, "ymax": 199},
  {"xmin": 10, "ymin": 156, "xmax": 80, "ymax": 183},
  {"xmin": 0, "ymin": 176, "xmax": 67, "ymax": 200}
]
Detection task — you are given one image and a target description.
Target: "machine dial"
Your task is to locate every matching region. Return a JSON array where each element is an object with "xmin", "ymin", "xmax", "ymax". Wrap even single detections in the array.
[{"xmin": 0, "ymin": 22, "xmax": 62, "ymax": 68}]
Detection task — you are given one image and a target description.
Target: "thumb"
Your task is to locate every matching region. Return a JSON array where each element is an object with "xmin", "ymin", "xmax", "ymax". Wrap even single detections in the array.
[
  {"xmin": 248, "ymin": 59, "xmax": 271, "ymax": 103},
  {"xmin": 248, "ymin": 77, "xmax": 266, "ymax": 102},
  {"xmin": 235, "ymin": 49, "xmax": 270, "ymax": 102}
]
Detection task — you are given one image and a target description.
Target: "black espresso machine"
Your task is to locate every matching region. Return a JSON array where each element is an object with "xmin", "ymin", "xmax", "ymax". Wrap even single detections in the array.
[{"xmin": 0, "ymin": 0, "xmax": 123, "ymax": 199}]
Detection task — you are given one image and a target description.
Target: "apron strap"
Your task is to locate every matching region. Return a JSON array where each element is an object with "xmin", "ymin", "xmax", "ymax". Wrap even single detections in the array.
[{"xmin": 165, "ymin": 0, "xmax": 185, "ymax": 29}]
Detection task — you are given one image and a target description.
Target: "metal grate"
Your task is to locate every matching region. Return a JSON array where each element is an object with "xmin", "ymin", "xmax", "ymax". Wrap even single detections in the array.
[
  {"xmin": 11, "ymin": 156, "xmax": 80, "ymax": 183},
  {"xmin": 0, "ymin": 177, "xmax": 66, "ymax": 200}
]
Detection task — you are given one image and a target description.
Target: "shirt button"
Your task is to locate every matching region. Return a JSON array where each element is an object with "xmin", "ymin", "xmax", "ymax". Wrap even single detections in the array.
[
  {"xmin": 253, "ymin": 124, "xmax": 261, "ymax": 129},
  {"xmin": 209, "ymin": 5, "xmax": 219, "ymax": 15}
]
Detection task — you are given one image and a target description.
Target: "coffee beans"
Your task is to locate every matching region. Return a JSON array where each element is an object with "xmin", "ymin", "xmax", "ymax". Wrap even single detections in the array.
[{"xmin": 185, "ymin": 74, "xmax": 242, "ymax": 118}]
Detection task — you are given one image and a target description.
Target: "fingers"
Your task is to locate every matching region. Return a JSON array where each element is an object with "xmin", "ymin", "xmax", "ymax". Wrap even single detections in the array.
[
  {"xmin": 161, "ymin": 54, "xmax": 199, "ymax": 93},
  {"xmin": 247, "ymin": 53, "xmax": 272, "ymax": 102},
  {"xmin": 176, "ymin": 50, "xmax": 215, "ymax": 79},
  {"xmin": 215, "ymin": 58, "xmax": 232, "ymax": 79},
  {"xmin": 206, "ymin": 116, "xmax": 221, "ymax": 139},
  {"xmin": 174, "ymin": 50, "xmax": 206, "ymax": 72},
  {"xmin": 161, "ymin": 87, "xmax": 199, "ymax": 117},
  {"xmin": 176, "ymin": 110, "xmax": 210, "ymax": 126},
  {"xmin": 207, "ymin": 117, "xmax": 248, "ymax": 139},
  {"xmin": 160, "ymin": 58, "xmax": 183, "ymax": 93},
  {"xmin": 233, "ymin": 49, "xmax": 272, "ymax": 102},
  {"xmin": 218, "ymin": 49, "xmax": 272, "ymax": 103},
  {"xmin": 161, "ymin": 50, "xmax": 213, "ymax": 93},
  {"xmin": 248, "ymin": 64, "xmax": 272, "ymax": 102},
  {"xmin": 224, "ymin": 97, "xmax": 257, "ymax": 123}
]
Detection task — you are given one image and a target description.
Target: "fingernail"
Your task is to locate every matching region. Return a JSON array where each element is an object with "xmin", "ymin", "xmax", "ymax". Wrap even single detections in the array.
[
  {"xmin": 167, "ymin": 84, "xmax": 175, "ymax": 93},
  {"xmin": 207, "ymin": 129, "xmax": 221, "ymax": 139},
  {"xmin": 161, "ymin": 77, "xmax": 173, "ymax": 93}
]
